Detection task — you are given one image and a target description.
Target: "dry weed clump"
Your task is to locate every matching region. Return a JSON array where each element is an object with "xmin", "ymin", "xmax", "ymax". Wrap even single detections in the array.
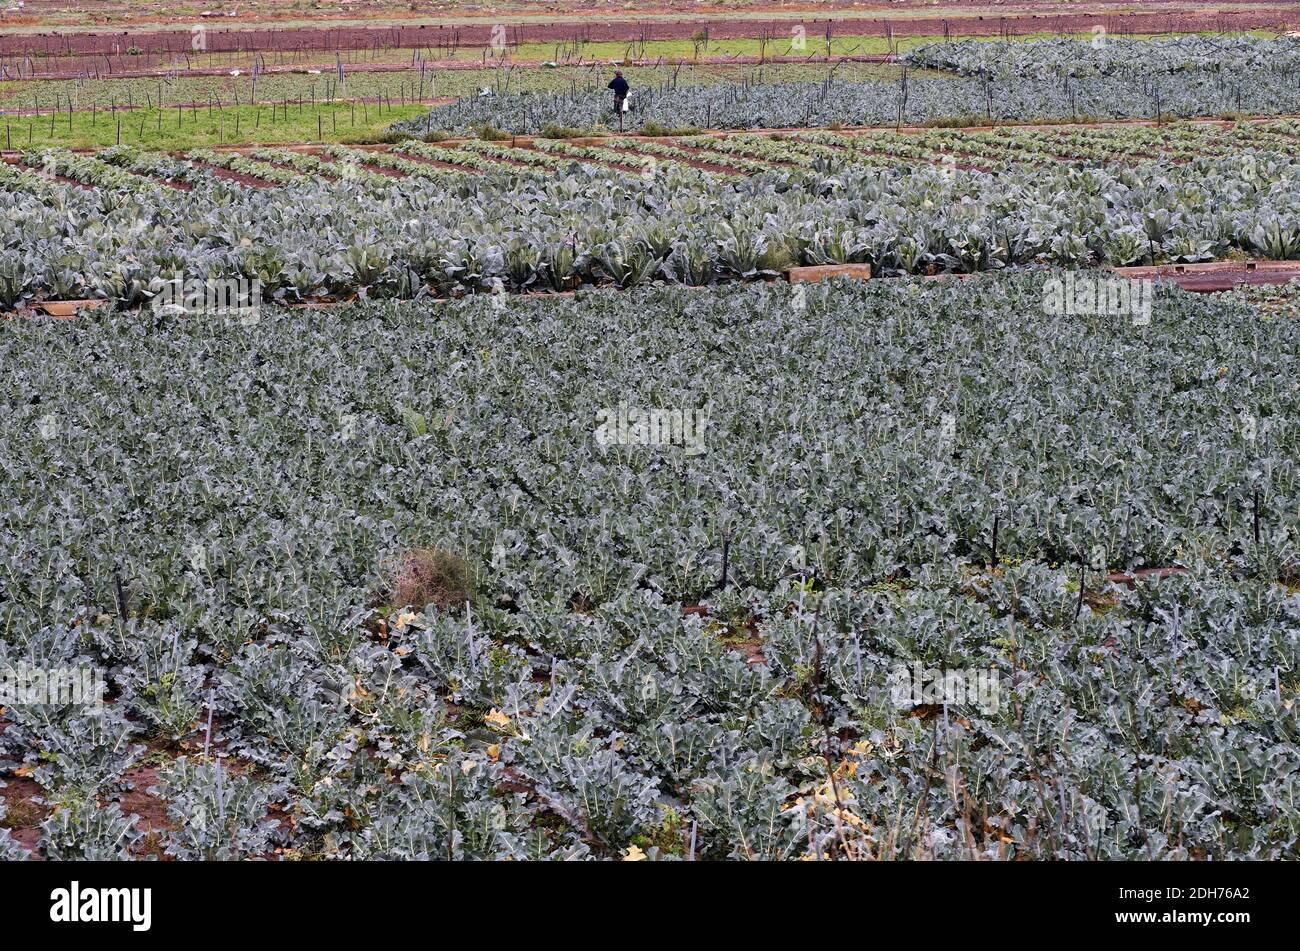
[{"xmin": 384, "ymin": 548, "xmax": 474, "ymax": 612}]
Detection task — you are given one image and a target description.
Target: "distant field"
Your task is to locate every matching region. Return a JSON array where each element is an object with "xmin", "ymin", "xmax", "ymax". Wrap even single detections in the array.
[{"xmin": 0, "ymin": 62, "xmax": 930, "ymax": 146}]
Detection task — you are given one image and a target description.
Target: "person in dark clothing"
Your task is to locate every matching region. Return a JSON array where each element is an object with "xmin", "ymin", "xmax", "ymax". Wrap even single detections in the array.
[{"xmin": 607, "ymin": 70, "xmax": 629, "ymax": 130}]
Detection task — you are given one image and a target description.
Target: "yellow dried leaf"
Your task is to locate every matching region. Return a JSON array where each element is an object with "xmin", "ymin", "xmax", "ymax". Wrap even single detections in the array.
[
  {"xmin": 484, "ymin": 708, "xmax": 511, "ymax": 730},
  {"xmin": 486, "ymin": 743, "xmax": 500, "ymax": 761},
  {"xmin": 623, "ymin": 844, "xmax": 647, "ymax": 862}
]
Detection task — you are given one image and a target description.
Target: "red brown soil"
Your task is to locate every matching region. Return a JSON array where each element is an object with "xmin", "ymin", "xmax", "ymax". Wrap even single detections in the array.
[
  {"xmin": 729, "ymin": 639, "xmax": 768, "ymax": 665},
  {"xmin": 1, "ymin": 775, "xmax": 48, "ymax": 858},
  {"xmin": 188, "ymin": 158, "xmax": 276, "ymax": 188},
  {"xmin": 1, "ymin": 711, "xmax": 46, "ymax": 858},
  {"xmin": 116, "ymin": 764, "xmax": 171, "ymax": 835},
  {"xmin": 518, "ymin": 142, "xmax": 644, "ymax": 175},
  {"xmin": 8, "ymin": 827, "xmax": 41, "ymax": 856}
]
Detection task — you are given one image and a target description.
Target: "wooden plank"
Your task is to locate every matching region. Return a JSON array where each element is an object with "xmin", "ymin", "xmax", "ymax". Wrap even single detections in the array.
[
  {"xmin": 1106, "ymin": 567, "xmax": 1189, "ymax": 587},
  {"xmin": 35, "ymin": 299, "xmax": 110, "ymax": 318},
  {"xmin": 1109, "ymin": 260, "xmax": 1300, "ymax": 293},
  {"xmin": 785, "ymin": 263, "xmax": 872, "ymax": 283}
]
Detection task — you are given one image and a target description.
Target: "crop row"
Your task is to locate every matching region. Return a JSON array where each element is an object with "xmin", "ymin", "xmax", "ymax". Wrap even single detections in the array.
[
  {"xmin": 188, "ymin": 148, "xmax": 307, "ymax": 186},
  {"xmin": 320, "ymin": 144, "xmax": 473, "ymax": 183},
  {"xmin": 0, "ymin": 113, "xmax": 1281, "ymax": 211},
  {"xmin": 602, "ymin": 138, "xmax": 766, "ymax": 175},
  {"xmin": 527, "ymin": 138, "xmax": 727, "ymax": 178},
  {"xmin": 677, "ymin": 121, "xmax": 1300, "ymax": 173},
  {"xmin": 18, "ymin": 148, "xmax": 157, "ymax": 192},
  {"xmin": 2, "ymin": 149, "xmax": 1300, "ymax": 305},
  {"xmin": 390, "ymin": 139, "xmax": 539, "ymax": 174},
  {"xmin": 249, "ymin": 147, "xmax": 397, "ymax": 189}
]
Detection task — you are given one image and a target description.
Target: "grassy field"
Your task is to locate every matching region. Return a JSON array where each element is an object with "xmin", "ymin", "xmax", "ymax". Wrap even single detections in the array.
[{"xmin": 0, "ymin": 99, "xmax": 428, "ymax": 149}]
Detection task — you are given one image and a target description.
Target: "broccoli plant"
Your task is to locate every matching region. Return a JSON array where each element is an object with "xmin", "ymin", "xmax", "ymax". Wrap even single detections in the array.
[
  {"xmin": 39, "ymin": 802, "xmax": 144, "ymax": 861},
  {"xmin": 149, "ymin": 758, "xmax": 281, "ymax": 861}
]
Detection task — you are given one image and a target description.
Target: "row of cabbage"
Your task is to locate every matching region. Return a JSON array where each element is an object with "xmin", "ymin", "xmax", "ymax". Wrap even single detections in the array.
[
  {"xmin": 394, "ymin": 69, "xmax": 1300, "ymax": 136},
  {"xmin": 1, "ymin": 276, "xmax": 1296, "ymax": 860},
  {"xmin": 3, "ymin": 148, "xmax": 1300, "ymax": 305},
  {"xmin": 904, "ymin": 35, "xmax": 1300, "ymax": 79}
]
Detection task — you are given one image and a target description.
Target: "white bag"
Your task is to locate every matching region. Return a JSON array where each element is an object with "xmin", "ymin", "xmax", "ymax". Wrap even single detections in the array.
[{"xmin": 621, "ymin": 96, "xmax": 630, "ymax": 113}]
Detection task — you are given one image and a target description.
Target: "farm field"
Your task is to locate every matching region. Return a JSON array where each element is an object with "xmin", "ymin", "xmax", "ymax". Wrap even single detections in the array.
[
  {"xmin": 2, "ymin": 277, "xmax": 1298, "ymax": 863},
  {"xmin": 0, "ymin": 62, "xmax": 930, "ymax": 150},
  {"xmin": 0, "ymin": 63, "xmax": 921, "ymax": 112},
  {"xmin": 6, "ymin": 32, "xmax": 1300, "ymax": 146},
  {"xmin": 3, "ymin": 119, "xmax": 1300, "ymax": 306},
  {"xmin": 1, "ymin": 6, "xmax": 1299, "ymax": 893},
  {"xmin": 408, "ymin": 36, "xmax": 1300, "ymax": 134}
]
